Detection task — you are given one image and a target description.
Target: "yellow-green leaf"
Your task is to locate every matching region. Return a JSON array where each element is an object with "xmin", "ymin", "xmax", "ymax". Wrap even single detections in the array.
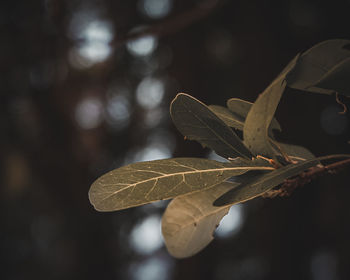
[
  {"xmin": 162, "ymin": 182, "xmax": 237, "ymax": 258},
  {"xmin": 89, "ymin": 158, "xmax": 274, "ymax": 211},
  {"xmin": 243, "ymin": 54, "xmax": 299, "ymax": 158},
  {"xmin": 243, "ymin": 78, "xmax": 287, "ymax": 157}
]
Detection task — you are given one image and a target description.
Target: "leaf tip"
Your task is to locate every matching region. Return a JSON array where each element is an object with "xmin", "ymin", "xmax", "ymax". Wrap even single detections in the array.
[{"xmin": 212, "ymin": 197, "xmax": 226, "ymax": 207}]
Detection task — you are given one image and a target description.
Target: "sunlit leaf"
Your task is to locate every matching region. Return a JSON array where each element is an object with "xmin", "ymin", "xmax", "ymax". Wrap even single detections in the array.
[
  {"xmin": 243, "ymin": 78, "xmax": 286, "ymax": 157},
  {"xmin": 214, "ymin": 154, "xmax": 350, "ymax": 206},
  {"xmin": 243, "ymin": 54, "xmax": 299, "ymax": 158},
  {"xmin": 286, "ymin": 39, "xmax": 350, "ymax": 96},
  {"xmin": 89, "ymin": 157, "xmax": 274, "ymax": 211},
  {"xmin": 162, "ymin": 181, "xmax": 237, "ymax": 258},
  {"xmin": 170, "ymin": 93, "xmax": 252, "ymax": 159}
]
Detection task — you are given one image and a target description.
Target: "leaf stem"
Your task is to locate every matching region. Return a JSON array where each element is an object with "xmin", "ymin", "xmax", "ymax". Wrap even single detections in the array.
[{"xmin": 263, "ymin": 157, "xmax": 350, "ymax": 198}]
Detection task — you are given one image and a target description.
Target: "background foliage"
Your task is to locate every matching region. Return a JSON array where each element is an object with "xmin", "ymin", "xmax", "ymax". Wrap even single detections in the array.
[{"xmin": 1, "ymin": 0, "xmax": 350, "ymax": 279}]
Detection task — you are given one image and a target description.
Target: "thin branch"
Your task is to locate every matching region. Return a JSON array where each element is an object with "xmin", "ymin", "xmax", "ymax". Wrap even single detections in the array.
[
  {"xmin": 111, "ymin": 0, "xmax": 224, "ymax": 47},
  {"xmin": 335, "ymin": 92, "xmax": 347, "ymax": 114},
  {"xmin": 263, "ymin": 158, "xmax": 350, "ymax": 198}
]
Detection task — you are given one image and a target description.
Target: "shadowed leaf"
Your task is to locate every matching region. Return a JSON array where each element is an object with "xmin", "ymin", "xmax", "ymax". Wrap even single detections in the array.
[
  {"xmin": 278, "ymin": 143, "xmax": 316, "ymax": 162},
  {"xmin": 89, "ymin": 157, "xmax": 274, "ymax": 211},
  {"xmin": 226, "ymin": 98, "xmax": 253, "ymax": 120},
  {"xmin": 286, "ymin": 39, "xmax": 350, "ymax": 96},
  {"xmin": 208, "ymin": 105, "xmax": 246, "ymax": 130},
  {"xmin": 162, "ymin": 181, "xmax": 237, "ymax": 258},
  {"xmin": 170, "ymin": 93, "xmax": 252, "ymax": 159},
  {"xmin": 209, "ymin": 103, "xmax": 281, "ymax": 134},
  {"xmin": 214, "ymin": 154, "xmax": 350, "ymax": 206},
  {"xmin": 314, "ymin": 57, "xmax": 350, "ymax": 96}
]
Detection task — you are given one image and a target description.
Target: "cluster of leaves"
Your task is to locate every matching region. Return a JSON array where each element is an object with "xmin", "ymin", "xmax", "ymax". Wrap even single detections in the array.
[{"xmin": 89, "ymin": 39, "xmax": 350, "ymax": 258}]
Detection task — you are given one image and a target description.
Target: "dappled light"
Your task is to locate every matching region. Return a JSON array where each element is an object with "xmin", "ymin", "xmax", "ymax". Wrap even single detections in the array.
[
  {"xmin": 215, "ymin": 204, "xmax": 244, "ymax": 238},
  {"xmin": 105, "ymin": 94, "xmax": 131, "ymax": 130},
  {"xmin": 132, "ymin": 144, "xmax": 172, "ymax": 162},
  {"xmin": 138, "ymin": 0, "xmax": 173, "ymax": 19},
  {"xmin": 129, "ymin": 255, "xmax": 173, "ymax": 280},
  {"xmin": 75, "ymin": 97, "xmax": 104, "ymax": 129},
  {"xmin": 68, "ymin": 9, "xmax": 113, "ymax": 66},
  {"xmin": 127, "ymin": 35, "xmax": 158, "ymax": 57},
  {"xmin": 2, "ymin": 1, "xmax": 350, "ymax": 279},
  {"xmin": 136, "ymin": 76, "xmax": 165, "ymax": 109},
  {"xmin": 130, "ymin": 214, "xmax": 163, "ymax": 255}
]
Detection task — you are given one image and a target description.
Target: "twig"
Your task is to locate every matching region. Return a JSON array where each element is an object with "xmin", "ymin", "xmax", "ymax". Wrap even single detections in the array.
[
  {"xmin": 111, "ymin": 0, "xmax": 223, "ymax": 47},
  {"xmin": 263, "ymin": 158, "xmax": 350, "ymax": 198},
  {"xmin": 335, "ymin": 92, "xmax": 347, "ymax": 114}
]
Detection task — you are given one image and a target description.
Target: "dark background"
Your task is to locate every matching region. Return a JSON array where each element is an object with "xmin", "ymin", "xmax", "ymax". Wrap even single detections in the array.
[{"xmin": 1, "ymin": 0, "xmax": 350, "ymax": 279}]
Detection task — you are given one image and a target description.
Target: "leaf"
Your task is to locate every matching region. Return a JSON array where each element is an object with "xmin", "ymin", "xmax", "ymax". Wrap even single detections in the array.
[
  {"xmin": 209, "ymin": 103, "xmax": 281, "ymax": 133},
  {"xmin": 243, "ymin": 78, "xmax": 287, "ymax": 157},
  {"xmin": 89, "ymin": 157, "xmax": 274, "ymax": 211},
  {"xmin": 214, "ymin": 154, "xmax": 350, "ymax": 207},
  {"xmin": 208, "ymin": 105, "xmax": 245, "ymax": 130},
  {"xmin": 170, "ymin": 93, "xmax": 252, "ymax": 159},
  {"xmin": 314, "ymin": 57, "xmax": 350, "ymax": 96},
  {"xmin": 226, "ymin": 98, "xmax": 253, "ymax": 121},
  {"xmin": 286, "ymin": 39, "xmax": 350, "ymax": 96},
  {"xmin": 278, "ymin": 143, "xmax": 316, "ymax": 162},
  {"xmin": 243, "ymin": 54, "xmax": 299, "ymax": 158},
  {"xmin": 162, "ymin": 181, "xmax": 237, "ymax": 258}
]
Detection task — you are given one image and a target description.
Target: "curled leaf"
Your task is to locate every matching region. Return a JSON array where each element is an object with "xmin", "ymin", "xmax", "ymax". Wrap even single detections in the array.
[{"xmin": 162, "ymin": 182, "xmax": 237, "ymax": 258}]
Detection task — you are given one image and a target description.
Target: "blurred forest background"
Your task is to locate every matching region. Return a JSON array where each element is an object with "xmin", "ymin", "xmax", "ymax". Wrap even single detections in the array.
[{"xmin": 1, "ymin": 0, "xmax": 350, "ymax": 279}]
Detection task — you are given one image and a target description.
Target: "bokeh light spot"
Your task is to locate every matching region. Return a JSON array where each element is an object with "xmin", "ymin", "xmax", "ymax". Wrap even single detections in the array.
[
  {"xmin": 216, "ymin": 204, "xmax": 243, "ymax": 238},
  {"xmin": 130, "ymin": 214, "xmax": 163, "ymax": 255},
  {"xmin": 129, "ymin": 256, "xmax": 173, "ymax": 280},
  {"xmin": 127, "ymin": 35, "xmax": 158, "ymax": 57},
  {"xmin": 75, "ymin": 97, "xmax": 104, "ymax": 129},
  {"xmin": 106, "ymin": 94, "xmax": 131, "ymax": 130},
  {"xmin": 69, "ymin": 11, "xmax": 113, "ymax": 66},
  {"xmin": 311, "ymin": 251, "xmax": 338, "ymax": 280},
  {"xmin": 320, "ymin": 105, "xmax": 348, "ymax": 135},
  {"xmin": 136, "ymin": 77, "xmax": 165, "ymax": 109},
  {"xmin": 134, "ymin": 144, "xmax": 172, "ymax": 162},
  {"xmin": 139, "ymin": 0, "xmax": 173, "ymax": 19}
]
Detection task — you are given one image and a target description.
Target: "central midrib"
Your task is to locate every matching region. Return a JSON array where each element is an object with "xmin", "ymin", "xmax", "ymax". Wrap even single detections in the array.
[
  {"xmin": 183, "ymin": 101, "xmax": 250, "ymax": 159},
  {"xmin": 100, "ymin": 165, "xmax": 275, "ymax": 196}
]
